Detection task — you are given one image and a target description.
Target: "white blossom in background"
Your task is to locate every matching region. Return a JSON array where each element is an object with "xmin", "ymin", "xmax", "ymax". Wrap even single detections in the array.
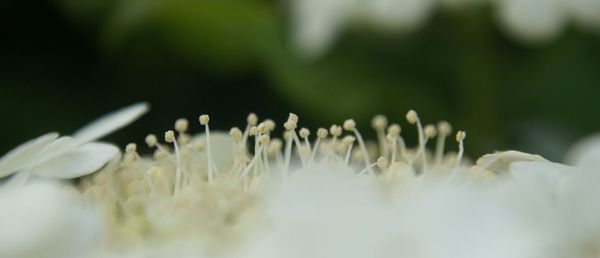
[
  {"xmin": 495, "ymin": 0, "xmax": 568, "ymax": 44},
  {"xmin": 290, "ymin": 0, "xmax": 600, "ymax": 56},
  {"xmin": 566, "ymin": 0, "xmax": 600, "ymax": 31},
  {"xmin": 291, "ymin": 0, "xmax": 435, "ymax": 57}
]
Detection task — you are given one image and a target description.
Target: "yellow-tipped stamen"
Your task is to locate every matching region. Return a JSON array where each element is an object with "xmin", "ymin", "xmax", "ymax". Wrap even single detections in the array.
[
  {"xmin": 451, "ymin": 131, "xmax": 466, "ymax": 176},
  {"xmin": 435, "ymin": 121, "xmax": 452, "ymax": 166},
  {"xmin": 344, "ymin": 119, "xmax": 373, "ymax": 175},
  {"xmin": 311, "ymin": 128, "xmax": 328, "ymax": 163},
  {"xmin": 406, "ymin": 110, "xmax": 427, "ymax": 172},
  {"xmin": 342, "ymin": 135, "xmax": 355, "ymax": 165},
  {"xmin": 371, "ymin": 115, "xmax": 389, "ymax": 158},
  {"xmin": 199, "ymin": 114, "xmax": 217, "ymax": 184},
  {"xmin": 165, "ymin": 130, "xmax": 182, "ymax": 195}
]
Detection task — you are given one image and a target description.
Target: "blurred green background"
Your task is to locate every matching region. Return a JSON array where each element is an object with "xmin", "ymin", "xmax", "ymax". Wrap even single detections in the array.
[{"xmin": 1, "ymin": 0, "xmax": 599, "ymax": 161}]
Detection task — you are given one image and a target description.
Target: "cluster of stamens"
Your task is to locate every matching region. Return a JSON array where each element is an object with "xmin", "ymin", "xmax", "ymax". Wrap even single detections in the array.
[{"xmin": 79, "ymin": 110, "xmax": 469, "ymax": 252}]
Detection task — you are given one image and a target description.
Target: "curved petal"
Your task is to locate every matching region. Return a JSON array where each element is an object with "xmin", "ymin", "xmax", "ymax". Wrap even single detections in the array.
[
  {"xmin": 73, "ymin": 102, "xmax": 149, "ymax": 144},
  {"xmin": 30, "ymin": 142, "xmax": 120, "ymax": 179},
  {"xmin": 16, "ymin": 136, "xmax": 78, "ymax": 172},
  {"xmin": 0, "ymin": 132, "xmax": 59, "ymax": 178},
  {"xmin": 476, "ymin": 150, "xmax": 548, "ymax": 174}
]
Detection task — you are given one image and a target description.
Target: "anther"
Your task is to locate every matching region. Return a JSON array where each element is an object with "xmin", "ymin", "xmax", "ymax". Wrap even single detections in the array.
[
  {"xmin": 257, "ymin": 122, "xmax": 269, "ymax": 134},
  {"xmin": 424, "ymin": 124, "xmax": 437, "ymax": 139},
  {"xmin": 164, "ymin": 130, "xmax": 176, "ymax": 143},
  {"xmin": 317, "ymin": 128, "xmax": 328, "ymax": 138},
  {"xmin": 387, "ymin": 124, "xmax": 401, "ymax": 138},
  {"xmin": 288, "ymin": 113, "xmax": 299, "ymax": 124},
  {"xmin": 229, "ymin": 127, "xmax": 243, "ymax": 141},
  {"xmin": 249, "ymin": 126, "xmax": 259, "ymax": 136},
  {"xmin": 247, "ymin": 113, "xmax": 258, "ymax": 126},
  {"xmin": 258, "ymin": 135, "xmax": 270, "ymax": 145},
  {"xmin": 126, "ymin": 143, "xmax": 137, "ymax": 154},
  {"xmin": 175, "ymin": 118, "xmax": 189, "ymax": 133},
  {"xmin": 342, "ymin": 135, "xmax": 356, "ymax": 144},
  {"xmin": 299, "ymin": 128, "xmax": 310, "ymax": 139},
  {"xmin": 199, "ymin": 114, "xmax": 210, "ymax": 125},
  {"xmin": 376, "ymin": 157, "xmax": 388, "ymax": 170},
  {"xmin": 145, "ymin": 134, "xmax": 158, "ymax": 147},
  {"xmin": 456, "ymin": 131, "xmax": 466, "ymax": 142},
  {"xmin": 329, "ymin": 125, "xmax": 342, "ymax": 137},
  {"xmin": 284, "ymin": 121, "xmax": 297, "ymax": 131},
  {"xmin": 437, "ymin": 121, "xmax": 452, "ymax": 136},
  {"xmin": 343, "ymin": 119, "xmax": 356, "ymax": 131},
  {"xmin": 406, "ymin": 110, "xmax": 418, "ymax": 124},
  {"xmin": 264, "ymin": 119, "xmax": 276, "ymax": 131},
  {"xmin": 371, "ymin": 115, "xmax": 388, "ymax": 130}
]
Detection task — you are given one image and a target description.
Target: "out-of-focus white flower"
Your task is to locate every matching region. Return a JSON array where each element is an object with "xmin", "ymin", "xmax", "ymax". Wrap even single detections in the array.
[
  {"xmin": 566, "ymin": 0, "xmax": 600, "ymax": 31},
  {"xmin": 291, "ymin": 0, "xmax": 435, "ymax": 57},
  {"xmin": 291, "ymin": 0, "xmax": 600, "ymax": 55},
  {"xmin": 0, "ymin": 179, "xmax": 99, "ymax": 258},
  {"xmin": 495, "ymin": 0, "xmax": 568, "ymax": 44},
  {"xmin": 0, "ymin": 102, "xmax": 148, "ymax": 183}
]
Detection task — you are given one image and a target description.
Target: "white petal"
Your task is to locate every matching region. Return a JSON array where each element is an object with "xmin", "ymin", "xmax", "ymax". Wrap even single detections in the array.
[
  {"xmin": 476, "ymin": 150, "xmax": 548, "ymax": 174},
  {"xmin": 509, "ymin": 160, "xmax": 571, "ymax": 194},
  {"xmin": 31, "ymin": 142, "xmax": 120, "ymax": 179},
  {"xmin": 16, "ymin": 136, "xmax": 78, "ymax": 172},
  {"xmin": 0, "ymin": 179, "xmax": 100, "ymax": 258},
  {"xmin": 73, "ymin": 102, "xmax": 149, "ymax": 144},
  {"xmin": 0, "ymin": 132, "xmax": 59, "ymax": 178}
]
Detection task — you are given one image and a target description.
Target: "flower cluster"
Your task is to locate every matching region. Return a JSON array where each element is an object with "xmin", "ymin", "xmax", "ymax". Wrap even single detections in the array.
[
  {"xmin": 2, "ymin": 103, "xmax": 600, "ymax": 258},
  {"xmin": 292, "ymin": 0, "xmax": 600, "ymax": 56}
]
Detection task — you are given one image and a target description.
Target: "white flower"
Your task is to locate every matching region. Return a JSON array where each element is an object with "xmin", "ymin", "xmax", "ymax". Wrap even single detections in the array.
[
  {"xmin": 488, "ymin": 135, "xmax": 600, "ymax": 257},
  {"xmin": 0, "ymin": 179, "xmax": 100, "ymax": 258},
  {"xmin": 566, "ymin": 0, "xmax": 600, "ymax": 31},
  {"xmin": 0, "ymin": 102, "xmax": 148, "ymax": 184},
  {"xmin": 291, "ymin": 0, "xmax": 435, "ymax": 57},
  {"xmin": 495, "ymin": 0, "xmax": 568, "ymax": 44},
  {"xmin": 290, "ymin": 0, "xmax": 600, "ymax": 55}
]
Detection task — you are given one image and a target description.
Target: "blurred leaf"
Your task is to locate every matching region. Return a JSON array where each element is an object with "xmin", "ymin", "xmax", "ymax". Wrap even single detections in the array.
[{"xmin": 101, "ymin": 0, "xmax": 277, "ymax": 70}]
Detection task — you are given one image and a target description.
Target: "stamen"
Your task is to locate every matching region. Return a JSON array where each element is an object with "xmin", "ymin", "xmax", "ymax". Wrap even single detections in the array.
[
  {"xmin": 229, "ymin": 127, "xmax": 243, "ymax": 142},
  {"xmin": 451, "ymin": 131, "xmax": 466, "ymax": 176},
  {"xmin": 406, "ymin": 110, "xmax": 427, "ymax": 173},
  {"xmin": 435, "ymin": 121, "xmax": 452, "ymax": 166},
  {"xmin": 199, "ymin": 114, "xmax": 217, "ymax": 184},
  {"xmin": 344, "ymin": 119, "xmax": 373, "ymax": 175},
  {"xmin": 311, "ymin": 128, "xmax": 328, "ymax": 162},
  {"xmin": 299, "ymin": 128, "xmax": 312, "ymax": 155},
  {"xmin": 164, "ymin": 130, "xmax": 182, "ymax": 195},
  {"xmin": 124, "ymin": 143, "xmax": 139, "ymax": 163},
  {"xmin": 175, "ymin": 118, "xmax": 189, "ymax": 133},
  {"xmin": 342, "ymin": 135, "xmax": 355, "ymax": 165},
  {"xmin": 386, "ymin": 124, "xmax": 401, "ymax": 164},
  {"xmin": 241, "ymin": 135, "xmax": 269, "ymax": 191},
  {"xmin": 371, "ymin": 115, "xmax": 389, "ymax": 158},
  {"xmin": 145, "ymin": 134, "xmax": 158, "ymax": 148},
  {"xmin": 241, "ymin": 113, "xmax": 258, "ymax": 150},
  {"xmin": 376, "ymin": 156, "xmax": 388, "ymax": 171}
]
